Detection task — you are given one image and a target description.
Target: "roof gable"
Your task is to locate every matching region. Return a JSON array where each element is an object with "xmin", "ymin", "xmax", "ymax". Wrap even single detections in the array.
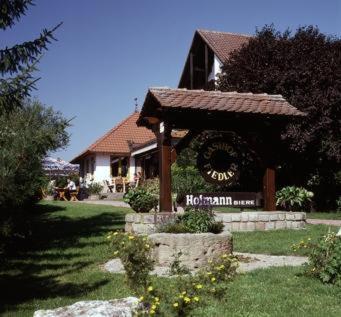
[
  {"xmin": 197, "ymin": 29, "xmax": 251, "ymax": 63},
  {"xmin": 71, "ymin": 112, "xmax": 155, "ymax": 163},
  {"xmin": 178, "ymin": 29, "xmax": 251, "ymax": 89},
  {"xmin": 138, "ymin": 88, "xmax": 306, "ymax": 123}
]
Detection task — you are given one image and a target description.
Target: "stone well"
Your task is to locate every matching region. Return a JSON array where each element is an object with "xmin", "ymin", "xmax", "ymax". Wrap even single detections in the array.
[
  {"xmin": 148, "ymin": 232, "xmax": 233, "ymax": 270},
  {"xmin": 125, "ymin": 211, "xmax": 306, "ymax": 235}
]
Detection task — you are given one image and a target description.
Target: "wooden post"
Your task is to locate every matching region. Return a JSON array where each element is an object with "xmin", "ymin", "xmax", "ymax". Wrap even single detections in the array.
[
  {"xmin": 263, "ymin": 167, "xmax": 276, "ymax": 211},
  {"xmin": 190, "ymin": 53, "xmax": 194, "ymax": 89},
  {"xmin": 204, "ymin": 44, "xmax": 208, "ymax": 87},
  {"xmin": 158, "ymin": 123, "xmax": 172, "ymax": 212}
]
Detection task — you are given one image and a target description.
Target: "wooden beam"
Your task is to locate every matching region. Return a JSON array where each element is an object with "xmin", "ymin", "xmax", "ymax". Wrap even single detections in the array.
[
  {"xmin": 158, "ymin": 125, "xmax": 172, "ymax": 212},
  {"xmin": 205, "ymin": 44, "xmax": 208, "ymax": 87},
  {"xmin": 190, "ymin": 53, "xmax": 194, "ymax": 89},
  {"xmin": 263, "ymin": 167, "xmax": 276, "ymax": 211}
]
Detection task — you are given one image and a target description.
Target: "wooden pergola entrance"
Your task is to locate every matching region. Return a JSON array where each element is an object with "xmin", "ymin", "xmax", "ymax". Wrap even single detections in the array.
[{"xmin": 137, "ymin": 88, "xmax": 306, "ymax": 212}]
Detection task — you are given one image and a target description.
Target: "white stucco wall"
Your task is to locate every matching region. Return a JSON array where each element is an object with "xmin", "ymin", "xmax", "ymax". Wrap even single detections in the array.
[
  {"xmin": 129, "ymin": 157, "xmax": 136, "ymax": 182},
  {"xmin": 93, "ymin": 153, "xmax": 111, "ymax": 182},
  {"xmin": 208, "ymin": 54, "xmax": 222, "ymax": 82}
]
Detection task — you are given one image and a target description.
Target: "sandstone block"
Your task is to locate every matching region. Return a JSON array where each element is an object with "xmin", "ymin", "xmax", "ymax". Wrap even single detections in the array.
[
  {"xmin": 148, "ymin": 232, "xmax": 233, "ymax": 270},
  {"xmin": 265, "ymin": 222, "xmax": 275, "ymax": 230}
]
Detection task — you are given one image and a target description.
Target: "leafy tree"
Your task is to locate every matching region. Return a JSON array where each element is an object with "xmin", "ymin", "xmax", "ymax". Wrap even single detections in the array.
[
  {"xmin": 0, "ymin": 0, "xmax": 69, "ymax": 248},
  {"xmin": 217, "ymin": 25, "xmax": 341, "ymax": 209}
]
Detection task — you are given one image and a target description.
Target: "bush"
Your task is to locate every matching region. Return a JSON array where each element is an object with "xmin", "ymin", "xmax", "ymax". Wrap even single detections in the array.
[
  {"xmin": 172, "ymin": 164, "xmax": 213, "ymax": 203},
  {"xmin": 87, "ymin": 182, "xmax": 103, "ymax": 195},
  {"xmin": 157, "ymin": 206, "xmax": 224, "ymax": 234},
  {"xmin": 293, "ymin": 232, "xmax": 341, "ymax": 285},
  {"xmin": 124, "ymin": 187, "xmax": 158, "ymax": 213},
  {"xmin": 108, "ymin": 231, "xmax": 154, "ymax": 294},
  {"xmin": 276, "ymin": 186, "xmax": 314, "ymax": 211},
  {"xmin": 142, "ymin": 178, "xmax": 159, "ymax": 196},
  {"xmin": 336, "ymin": 196, "xmax": 341, "ymax": 212},
  {"xmin": 140, "ymin": 253, "xmax": 239, "ymax": 316}
]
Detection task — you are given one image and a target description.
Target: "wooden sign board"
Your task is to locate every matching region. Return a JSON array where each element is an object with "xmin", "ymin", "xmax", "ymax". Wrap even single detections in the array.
[{"xmin": 183, "ymin": 192, "xmax": 262, "ymax": 207}]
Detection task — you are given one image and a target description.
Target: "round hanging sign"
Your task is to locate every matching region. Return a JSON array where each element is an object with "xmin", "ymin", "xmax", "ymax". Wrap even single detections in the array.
[{"xmin": 197, "ymin": 138, "xmax": 239, "ymax": 185}]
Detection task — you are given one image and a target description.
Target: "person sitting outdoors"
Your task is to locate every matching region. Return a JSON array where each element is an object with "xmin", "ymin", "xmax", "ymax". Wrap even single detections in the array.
[{"xmin": 65, "ymin": 178, "xmax": 77, "ymax": 192}]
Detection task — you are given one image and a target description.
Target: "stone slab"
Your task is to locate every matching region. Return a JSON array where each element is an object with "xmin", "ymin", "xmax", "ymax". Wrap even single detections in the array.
[{"xmin": 33, "ymin": 297, "xmax": 139, "ymax": 317}]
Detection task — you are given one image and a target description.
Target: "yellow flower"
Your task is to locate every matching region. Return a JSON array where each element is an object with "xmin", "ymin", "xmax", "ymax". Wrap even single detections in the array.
[
  {"xmin": 154, "ymin": 297, "xmax": 159, "ymax": 302},
  {"xmin": 148, "ymin": 286, "xmax": 153, "ymax": 292},
  {"xmin": 139, "ymin": 296, "xmax": 144, "ymax": 301},
  {"xmin": 222, "ymin": 254, "xmax": 228, "ymax": 258},
  {"xmin": 173, "ymin": 302, "xmax": 179, "ymax": 308},
  {"xmin": 207, "ymin": 272, "xmax": 212, "ymax": 276},
  {"xmin": 145, "ymin": 244, "xmax": 150, "ymax": 248},
  {"xmin": 211, "ymin": 277, "xmax": 216, "ymax": 282},
  {"xmin": 113, "ymin": 232, "xmax": 118, "ymax": 236},
  {"xmin": 179, "ymin": 294, "xmax": 184, "ymax": 299},
  {"xmin": 106, "ymin": 235, "xmax": 111, "ymax": 239},
  {"xmin": 208, "ymin": 259, "xmax": 212, "ymax": 263},
  {"xmin": 211, "ymin": 288, "xmax": 216, "ymax": 292},
  {"xmin": 143, "ymin": 237, "xmax": 147, "ymax": 241},
  {"xmin": 113, "ymin": 251, "xmax": 119, "ymax": 255},
  {"xmin": 307, "ymin": 238, "xmax": 311, "ymax": 241},
  {"xmin": 128, "ymin": 235, "xmax": 135, "ymax": 240},
  {"xmin": 184, "ymin": 297, "xmax": 191, "ymax": 303},
  {"xmin": 220, "ymin": 264, "xmax": 225, "ymax": 269},
  {"xmin": 151, "ymin": 304, "xmax": 157, "ymax": 310},
  {"xmin": 193, "ymin": 296, "xmax": 199, "ymax": 302},
  {"xmin": 181, "ymin": 291, "xmax": 186, "ymax": 295},
  {"xmin": 150, "ymin": 309, "xmax": 155, "ymax": 315},
  {"xmin": 195, "ymin": 284, "xmax": 203, "ymax": 289}
]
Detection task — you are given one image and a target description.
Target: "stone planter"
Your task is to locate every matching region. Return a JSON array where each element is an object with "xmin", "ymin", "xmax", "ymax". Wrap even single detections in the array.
[
  {"xmin": 148, "ymin": 232, "xmax": 233, "ymax": 270},
  {"xmin": 88, "ymin": 194, "xmax": 100, "ymax": 200},
  {"xmin": 125, "ymin": 212, "xmax": 176, "ymax": 234},
  {"xmin": 215, "ymin": 211, "xmax": 306, "ymax": 232},
  {"xmin": 125, "ymin": 211, "xmax": 306, "ymax": 234}
]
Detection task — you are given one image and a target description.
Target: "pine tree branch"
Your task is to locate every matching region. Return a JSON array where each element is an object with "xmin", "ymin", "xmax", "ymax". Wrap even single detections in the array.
[
  {"xmin": 0, "ymin": 0, "xmax": 34, "ymax": 30},
  {"xmin": 0, "ymin": 22, "xmax": 62, "ymax": 75}
]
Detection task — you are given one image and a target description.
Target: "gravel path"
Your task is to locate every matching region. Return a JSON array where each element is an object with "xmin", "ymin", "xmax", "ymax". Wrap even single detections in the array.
[
  {"xmin": 235, "ymin": 252, "xmax": 307, "ymax": 272},
  {"xmin": 103, "ymin": 252, "xmax": 308, "ymax": 277},
  {"xmin": 306, "ymin": 219, "xmax": 341, "ymax": 226},
  {"xmin": 79, "ymin": 200, "xmax": 130, "ymax": 207}
]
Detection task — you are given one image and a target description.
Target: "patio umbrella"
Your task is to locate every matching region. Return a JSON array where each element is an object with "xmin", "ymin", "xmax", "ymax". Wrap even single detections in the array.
[{"xmin": 42, "ymin": 156, "xmax": 79, "ymax": 177}]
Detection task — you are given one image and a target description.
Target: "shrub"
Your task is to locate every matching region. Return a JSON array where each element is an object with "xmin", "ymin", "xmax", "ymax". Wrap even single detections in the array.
[
  {"xmin": 276, "ymin": 186, "xmax": 314, "ymax": 211},
  {"xmin": 180, "ymin": 206, "xmax": 223, "ymax": 234},
  {"xmin": 142, "ymin": 178, "xmax": 159, "ymax": 196},
  {"xmin": 172, "ymin": 164, "xmax": 213, "ymax": 203},
  {"xmin": 124, "ymin": 187, "xmax": 158, "ymax": 213},
  {"xmin": 336, "ymin": 196, "xmax": 341, "ymax": 212},
  {"xmin": 157, "ymin": 206, "xmax": 224, "ymax": 234},
  {"xmin": 140, "ymin": 253, "xmax": 239, "ymax": 316},
  {"xmin": 293, "ymin": 232, "xmax": 341, "ymax": 285},
  {"xmin": 87, "ymin": 182, "xmax": 103, "ymax": 195},
  {"xmin": 55, "ymin": 176, "xmax": 68, "ymax": 188},
  {"xmin": 108, "ymin": 231, "xmax": 154, "ymax": 294}
]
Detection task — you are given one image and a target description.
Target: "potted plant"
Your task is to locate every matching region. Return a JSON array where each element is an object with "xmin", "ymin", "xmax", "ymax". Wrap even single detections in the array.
[{"xmin": 87, "ymin": 182, "xmax": 104, "ymax": 200}]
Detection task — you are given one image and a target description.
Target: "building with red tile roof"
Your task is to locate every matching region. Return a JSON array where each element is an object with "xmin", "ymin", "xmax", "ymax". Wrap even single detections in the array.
[{"xmin": 70, "ymin": 29, "xmax": 256, "ymax": 187}]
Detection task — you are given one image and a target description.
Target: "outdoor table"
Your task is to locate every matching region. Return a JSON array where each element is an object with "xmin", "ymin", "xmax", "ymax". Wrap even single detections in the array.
[{"xmin": 55, "ymin": 188, "xmax": 68, "ymax": 201}]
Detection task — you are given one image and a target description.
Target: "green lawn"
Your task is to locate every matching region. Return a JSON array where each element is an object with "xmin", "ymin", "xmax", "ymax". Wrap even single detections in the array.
[
  {"xmin": 234, "ymin": 225, "xmax": 338, "ymax": 255},
  {"xmin": 1, "ymin": 201, "xmax": 340, "ymax": 317}
]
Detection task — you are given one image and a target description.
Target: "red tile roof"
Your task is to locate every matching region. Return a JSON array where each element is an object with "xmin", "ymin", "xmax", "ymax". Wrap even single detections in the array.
[
  {"xmin": 141, "ymin": 88, "xmax": 306, "ymax": 118},
  {"xmin": 197, "ymin": 29, "xmax": 251, "ymax": 63},
  {"xmin": 70, "ymin": 112, "xmax": 155, "ymax": 163}
]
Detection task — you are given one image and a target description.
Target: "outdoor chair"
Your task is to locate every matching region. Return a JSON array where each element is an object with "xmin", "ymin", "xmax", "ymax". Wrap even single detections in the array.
[
  {"xmin": 70, "ymin": 186, "xmax": 79, "ymax": 201},
  {"xmin": 105, "ymin": 180, "xmax": 114, "ymax": 193}
]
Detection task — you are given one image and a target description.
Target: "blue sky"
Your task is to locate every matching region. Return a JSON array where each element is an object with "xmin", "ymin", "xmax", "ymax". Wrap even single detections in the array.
[{"xmin": 2, "ymin": 0, "xmax": 340, "ymax": 160}]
